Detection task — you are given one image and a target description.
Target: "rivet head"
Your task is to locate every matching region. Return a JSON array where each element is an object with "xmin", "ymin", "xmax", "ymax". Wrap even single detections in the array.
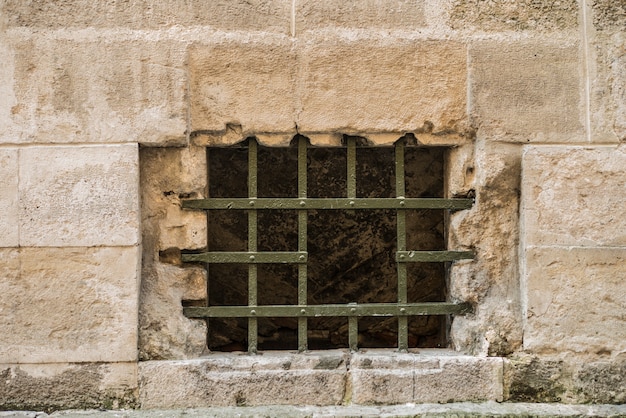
[
  {"xmin": 400, "ymin": 308, "xmax": 406, "ymax": 313},
  {"xmin": 350, "ymin": 308, "xmax": 356, "ymax": 313},
  {"xmin": 399, "ymin": 254, "xmax": 405, "ymax": 259},
  {"xmin": 400, "ymin": 200, "xmax": 405, "ymax": 206},
  {"xmin": 250, "ymin": 309, "xmax": 256, "ymax": 315},
  {"xmin": 299, "ymin": 255, "xmax": 305, "ymax": 261},
  {"xmin": 249, "ymin": 200, "xmax": 255, "ymax": 206},
  {"xmin": 249, "ymin": 255, "xmax": 255, "ymax": 261},
  {"xmin": 349, "ymin": 200, "xmax": 355, "ymax": 206},
  {"xmin": 300, "ymin": 309, "xmax": 306, "ymax": 315},
  {"xmin": 299, "ymin": 200, "xmax": 306, "ymax": 206}
]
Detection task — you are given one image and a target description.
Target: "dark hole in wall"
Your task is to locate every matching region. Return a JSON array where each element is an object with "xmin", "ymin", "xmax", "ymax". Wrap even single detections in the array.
[{"xmin": 206, "ymin": 141, "xmax": 446, "ymax": 351}]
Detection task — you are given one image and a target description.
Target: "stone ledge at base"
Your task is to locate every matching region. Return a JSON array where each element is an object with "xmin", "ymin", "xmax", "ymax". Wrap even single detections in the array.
[{"xmin": 138, "ymin": 350, "xmax": 503, "ymax": 409}]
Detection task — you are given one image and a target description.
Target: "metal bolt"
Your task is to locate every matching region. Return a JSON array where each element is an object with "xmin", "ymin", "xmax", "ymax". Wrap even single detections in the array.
[
  {"xmin": 349, "ymin": 200, "xmax": 355, "ymax": 206},
  {"xmin": 300, "ymin": 309, "xmax": 306, "ymax": 315},
  {"xmin": 250, "ymin": 309, "xmax": 256, "ymax": 315},
  {"xmin": 399, "ymin": 254, "xmax": 405, "ymax": 259},
  {"xmin": 249, "ymin": 255, "xmax": 255, "ymax": 261},
  {"xmin": 299, "ymin": 200, "xmax": 306, "ymax": 206},
  {"xmin": 249, "ymin": 200, "xmax": 255, "ymax": 206},
  {"xmin": 299, "ymin": 255, "xmax": 305, "ymax": 261},
  {"xmin": 350, "ymin": 308, "xmax": 356, "ymax": 313},
  {"xmin": 400, "ymin": 200, "xmax": 405, "ymax": 206},
  {"xmin": 400, "ymin": 308, "xmax": 406, "ymax": 313}
]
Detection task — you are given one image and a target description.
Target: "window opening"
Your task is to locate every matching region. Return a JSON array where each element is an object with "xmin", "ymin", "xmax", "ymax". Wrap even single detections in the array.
[{"xmin": 183, "ymin": 136, "xmax": 473, "ymax": 353}]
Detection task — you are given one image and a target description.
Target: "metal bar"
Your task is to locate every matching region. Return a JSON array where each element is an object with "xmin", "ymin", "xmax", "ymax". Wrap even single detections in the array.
[
  {"xmin": 183, "ymin": 197, "xmax": 474, "ymax": 210},
  {"xmin": 184, "ymin": 302, "xmax": 473, "ymax": 318},
  {"xmin": 248, "ymin": 138, "xmax": 258, "ymax": 354},
  {"xmin": 396, "ymin": 251, "xmax": 475, "ymax": 262},
  {"xmin": 347, "ymin": 137, "xmax": 356, "ymax": 199},
  {"xmin": 182, "ymin": 251, "xmax": 308, "ymax": 264},
  {"xmin": 395, "ymin": 140, "xmax": 408, "ymax": 351},
  {"xmin": 349, "ymin": 316, "xmax": 358, "ymax": 352},
  {"xmin": 298, "ymin": 136, "xmax": 308, "ymax": 352}
]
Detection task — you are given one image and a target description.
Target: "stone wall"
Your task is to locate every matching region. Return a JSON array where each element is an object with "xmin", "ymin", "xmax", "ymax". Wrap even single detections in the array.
[{"xmin": 0, "ymin": 0, "xmax": 624, "ymax": 410}]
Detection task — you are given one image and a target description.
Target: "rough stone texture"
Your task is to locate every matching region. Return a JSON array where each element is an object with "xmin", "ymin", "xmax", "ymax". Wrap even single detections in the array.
[
  {"xmin": 19, "ymin": 144, "xmax": 139, "ymax": 247},
  {"xmin": 298, "ymin": 38, "xmax": 467, "ymax": 136},
  {"xmin": 591, "ymin": 0, "xmax": 626, "ymax": 32},
  {"xmin": 522, "ymin": 146, "xmax": 626, "ymax": 247},
  {"xmin": 0, "ymin": 148, "xmax": 18, "ymax": 247},
  {"xmin": 351, "ymin": 350, "xmax": 503, "ymax": 404},
  {"xmin": 0, "ymin": 363, "xmax": 137, "ymax": 412},
  {"xmin": 3, "ymin": 36, "xmax": 186, "ymax": 145},
  {"xmin": 448, "ymin": 142, "xmax": 523, "ymax": 356},
  {"xmin": 0, "ymin": 247, "xmax": 139, "ymax": 363},
  {"xmin": 2, "ymin": 0, "xmax": 291, "ymax": 33},
  {"xmin": 505, "ymin": 356, "xmax": 567, "ymax": 402},
  {"xmin": 449, "ymin": 0, "xmax": 579, "ymax": 31},
  {"xmin": 574, "ymin": 358, "xmax": 626, "ymax": 404},
  {"xmin": 470, "ymin": 41, "xmax": 583, "ymax": 142},
  {"xmin": 523, "ymin": 247, "xmax": 626, "ymax": 355},
  {"xmin": 296, "ymin": 0, "xmax": 425, "ymax": 32},
  {"xmin": 189, "ymin": 39, "xmax": 297, "ymax": 137},
  {"xmin": 139, "ymin": 146, "xmax": 208, "ymax": 360},
  {"xmin": 138, "ymin": 353, "xmax": 347, "ymax": 408}
]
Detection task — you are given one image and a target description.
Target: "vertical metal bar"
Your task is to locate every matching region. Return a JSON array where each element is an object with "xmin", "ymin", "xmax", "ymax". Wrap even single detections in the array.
[
  {"xmin": 396, "ymin": 140, "xmax": 408, "ymax": 352},
  {"xmin": 248, "ymin": 138, "xmax": 258, "ymax": 354},
  {"xmin": 347, "ymin": 137, "xmax": 358, "ymax": 351},
  {"xmin": 297, "ymin": 136, "xmax": 308, "ymax": 352},
  {"xmin": 349, "ymin": 317, "xmax": 358, "ymax": 352}
]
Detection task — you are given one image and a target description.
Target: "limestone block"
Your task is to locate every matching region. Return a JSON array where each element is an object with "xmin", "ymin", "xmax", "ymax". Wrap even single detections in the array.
[
  {"xmin": 470, "ymin": 41, "xmax": 583, "ymax": 142},
  {"xmin": 0, "ymin": 362, "xmax": 137, "ymax": 411},
  {"xmin": 139, "ymin": 353, "xmax": 347, "ymax": 408},
  {"xmin": 295, "ymin": 0, "xmax": 425, "ymax": 32},
  {"xmin": 0, "ymin": 247, "xmax": 140, "ymax": 363},
  {"xmin": 522, "ymin": 146, "xmax": 626, "ymax": 247},
  {"xmin": 574, "ymin": 358, "xmax": 626, "ymax": 404},
  {"xmin": 0, "ymin": 149, "xmax": 18, "ymax": 247},
  {"xmin": 448, "ymin": 0, "xmax": 579, "ymax": 31},
  {"xmin": 591, "ymin": 0, "xmax": 626, "ymax": 32},
  {"xmin": 2, "ymin": 0, "xmax": 291, "ymax": 33},
  {"xmin": 298, "ymin": 38, "xmax": 467, "ymax": 136},
  {"xmin": 6, "ymin": 36, "xmax": 186, "ymax": 145},
  {"xmin": 189, "ymin": 39, "xmax": 297, "ymax": 136},
  {"xmin": 351, "ymin": 351, "xmax": 503, "ymax": 404},
  {"xmin": 524, "ymin": 247, "xmax": 626, "ymax": 354},
  {"xmin": 19, "ymin": 144, "xmax": 139, "ymax": 247}
]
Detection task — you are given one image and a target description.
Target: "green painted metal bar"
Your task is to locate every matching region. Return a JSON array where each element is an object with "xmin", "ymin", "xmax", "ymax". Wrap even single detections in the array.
[
  {"xmin": 298, "ymin": 136, "xmax": 308, "ymax": 352},
  {"xmin": 396, "ymin": 251, "xmax": 475, "ymax": 262},
  {"xmin": 182, "ymin": 251, "xmax": 308, "ymax": 264},
  {"xmin": 248, "ymin": 138, "xmax": 258, "ymax": 354},
  {"xmin": 184, "ymin": 302, "xmax": 473, "ymax": 318},
  {"xmin": 182, "ymin": 197, "xmax": 473, "ymax": 210},
  {"xmin": 395, "ymin": 140, "xmax": 408, "ymax": 351},
  {"xmin": 347, "ymin": 137, "xmax": 356, "ymax": 199},
  {"xmin": 349, "ymin": 316, "xmax": 358, "ymax": 352}
]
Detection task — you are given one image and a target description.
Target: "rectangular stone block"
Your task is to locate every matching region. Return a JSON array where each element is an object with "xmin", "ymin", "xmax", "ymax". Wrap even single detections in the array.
[
  {"xmin": 522, "ymin": 146, "xmax": 626, "ymax": 247},
  {"xmin": 189, "ymin": 39, "xmax": 297, "ymax": 137},
  {"xmin": 19, "ymin": 144, "xmax": 139, "ymax": 247},
  {"xmin": 296, "ymin": 0, "xmax": 425, "ymax": 32},
  {"xmin": 591, "ymin": 0, "xmax": 626, "ymax": 32},
  {"xmin": 470, "ymin": 41, "xmax": 583, "ymax": 142},
  {"xmin": 5, "ymin": 36, "xmax": 186, "ymax": 145},
  {"xmin": 0, "ymin": 149, "xmax": 18, "ymax": 247},
  {"xmin": 0, "ymin": 247, "xmax": 140, "ymax": 363},
  {"xmin": 2, "ymin": 0, "xmax": 291, "ymax": 33},
  {"xmin": 524, "ymin": 247, "xmax": 626, "ymax": 354},
  {"xmin": 139, "ymin": 353, "xmax": 347, "ymax": 408},
  {"xmin": 298, "ymin": 38, "xmax": 467, "ymax": 135}
]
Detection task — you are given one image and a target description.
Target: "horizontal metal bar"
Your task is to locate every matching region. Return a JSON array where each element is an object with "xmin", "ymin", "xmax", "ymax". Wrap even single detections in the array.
[
  {"xmin": 182, "ymin": 251, "xmax": 308, "ymax": 264},
  {"xmin": 184, "ymin": 302, "xmax": 472, "ymax": 318},
  {"xmin": 183, "ymin": 198, "xmax": 473, "ymax": 210},
  {"xmin": 396, "ymin": 251, "xmax": 474, "ymax": 262}
]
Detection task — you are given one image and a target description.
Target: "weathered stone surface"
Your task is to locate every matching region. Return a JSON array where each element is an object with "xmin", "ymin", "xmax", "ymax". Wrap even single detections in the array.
[
  {"xmin": 574, "ymin": 358, "xmax": 626, "ymax": 403},
  {"xmin": 2, "ymin": 0, "xmax": 291, "ymax": 33},
  {"xmin": 0, "ymin": 247, "xmax": 139, "ymax": 363},
  {"xmin": 591, "ymin": 0, "xmax": 626, "ymax": 32},
  {"xmin": 298, "ymin": 38, "xmax": 467, "ymax": 136},
  {"xmin": 351, "ymin": 350, "xmax": 503, "ymax": 404},
  {"xmin": 449, "ymin": 0, "xmax": 579, "ymax": 31},
  {"xmin": 470, "ymin": 41, "xmax": 583, "ymax": 142},
  {"xmin": 0, "ymin": 149, "xmax": 18, "ymax": 247},
  {"xmin": 504, "ymin": 356, "xmax": 567, "ymax": 402},
  {"xmin": 19, "ymin": 144, "xmax": 139, "ymax": 247},
  {"xmin": 296, "ymin": 0, "xmax": 425, "ymax": 32},
  {"xmin": 4, "ymin": 36, "xmax": 186, "ymax": 145},
  {"xmin": 448, "ymin": 142, "xmax": 523, "ymax": 356},
  {"xmin": 0, "ymin": 362, "xmax": 137, "ymax": 412},
  {"xmin": 522, "ymin": 146, "xmax": 626, "ymax": 247},
  {"xmin": 139, "ymin": 353, "xmax": 347, "ymax": 408},
  {"xmin": 189, "ymin": 39, "xmax": 297, "ymax": 137},
  {"xmin": 524, "ymin": 247, "xmax": 626, "ymax": 354}
]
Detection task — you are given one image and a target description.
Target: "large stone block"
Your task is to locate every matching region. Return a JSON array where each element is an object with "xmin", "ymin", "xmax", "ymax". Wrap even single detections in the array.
[
  {"xmin": 189, "ymin": 39, "xmax": 297, "ymax": 137},
  {"xmin": 470, "ymin": 41, "xmax": 583, "ymax": 142},
  {"xmin": 0, "ymin": 362, "xmax": 137, "ymax": 411},
  {"xmin": 0, "ymin": 149, "xmax": 18, "ymax": 247},
  {"xmin": 2, "ymin": 0, "xmax": 291, "ymax": 33},
  {"xmin": 298, "ymin": 38, "xmax": 467, "ymax": 136},
  {"xmin": 139, "ymin": 353, "xmax": 347, "ymax": 408},
  {"xmin": 295, "ymin": 0, "xmax": 425, "ymax": 32},
  {"xmin": 522, "ymin": 146, "xmax": 626, "ymax": 247},
  {"xmin": 0, "ymin": 247, "xmax": 140, "ymax": 363},
  {"xmin": 5, "ymin": 36, "xmax": 186, "ymax": 145},
  {"xmin": 591, "ymin": 0, "xmax": 626, "ymax": 32},
  {"xmin": 524, "ymin": 247, "xmax": 626, "ymax": 354},
  {"xmin": 19, "ymin": 144, "xmax": 139, "ymax": 247},
  {"xmin": 448, "ymin": 0, "xmax": 579, "ymax": 31}
]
